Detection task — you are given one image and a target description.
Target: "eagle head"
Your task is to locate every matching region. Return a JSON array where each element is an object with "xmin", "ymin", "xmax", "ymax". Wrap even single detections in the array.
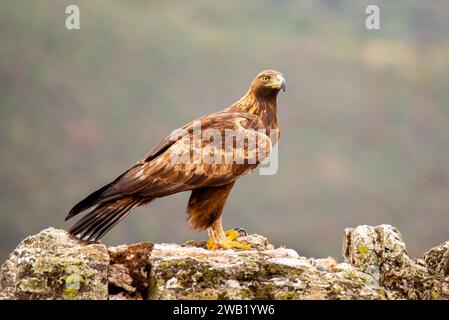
[{"xmin": 250, "ymin": 69, "xmax": 286, "ymax": 97}]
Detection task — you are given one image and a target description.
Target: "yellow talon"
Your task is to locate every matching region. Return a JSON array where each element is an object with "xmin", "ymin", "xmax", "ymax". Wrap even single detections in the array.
[
  {"xmin": 219, "ymin": 238, "xmax": 251, "ymax": 250},
  {"xmin": 206, "ymin": 235, "xmax": 218, "ymax": 250},
  {"xmin": 224, "ymin": 229, "xmax": 241, "ymax": 240},
  {"xmin": 206, "ymin": 229, "xmax": 251, "ymax": 250}
]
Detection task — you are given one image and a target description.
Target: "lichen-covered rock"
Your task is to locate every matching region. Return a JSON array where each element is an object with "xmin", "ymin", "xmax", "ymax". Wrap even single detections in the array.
[
  {"xmin": 0, "ymin": 228, "xmax": 109, "ymax": 300},
  {"xmin": 149, "ymin": 234, "xmax": 384, "ymax": 300},
  {"xmin": 1, "ymin": 226, "xmax": 449, "ymax": 300},
  {"xmin": 383, "ymin": 258, "xmax": 449, "ymax": 300},
  {"xmin": 424, "ymin": 241, "xmax": 449, "ymax": 277},
  {"xmin": 343, "ymin": 224, "xmax": 449, "ymax": 300},
  {"xmin": 343, "ymin": 224, "xmax": 410, "ymax": 273}
]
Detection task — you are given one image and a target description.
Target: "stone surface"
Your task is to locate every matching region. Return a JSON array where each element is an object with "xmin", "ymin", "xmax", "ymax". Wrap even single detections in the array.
[
  {"xmin": 149, "ymin": 235, "xmax": 384, "ymax": 300},
  {"xmin": 108, "ymin": 242, "xmax": 153, "ymax": 299},
  {"xmin": 343, "ymin": 224, "xmax": 410, "ymax": 273},
  {"xmin": 424, "ymin": 241, "xmax": 449, "ymax": 277},
  {"xmin": 343, "ymin": 224, "xmax": 449, "ymax": 299},
  {"xmin": 1, "ymin": 225, "xmax": 449, "ymax": 300},
  {"xmin": 0, "ymin": 228, "xmax": 109, "ymax": 300}
]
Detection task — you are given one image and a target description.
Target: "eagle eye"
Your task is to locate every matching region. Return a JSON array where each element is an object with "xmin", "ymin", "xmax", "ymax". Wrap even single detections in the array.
[{"xmin": 260, "ymin": 75, "xmax": 270, "ymax": 81}]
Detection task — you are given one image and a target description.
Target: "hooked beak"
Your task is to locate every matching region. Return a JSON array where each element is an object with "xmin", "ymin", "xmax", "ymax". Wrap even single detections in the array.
[
  {"xmin": 278, "ymin": 75, "xmax": 286, "ymax": 92},
  {"xmin": 266, "ymin": 74, "xmax": 286, "ymax": 92}
]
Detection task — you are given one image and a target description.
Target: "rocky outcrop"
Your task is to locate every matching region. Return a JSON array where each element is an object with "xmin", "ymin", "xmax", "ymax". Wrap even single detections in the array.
[
  {"xmin": 0, "ymin": 228, "xmax": 109, "ymax": 300},
  {"xmin": 343, "ymin": 225, "xmax": 449, "ymax": 299},
  {"xmin": 424, "ymin": 241, "xmax": 449, "ymax": 277},
  {"xmin": 1, "ymin": 225, "xmax": 449, "ymax": 300}
]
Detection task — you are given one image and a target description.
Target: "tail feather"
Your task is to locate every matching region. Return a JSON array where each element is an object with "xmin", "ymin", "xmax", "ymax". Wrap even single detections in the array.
[
  {"xmin": 68, "ymin": 197, "xmax": 149, "ymax": 241},
  {"xmin": 83, "ymin": 200, "xmax": 137, "ymax": 241},
  {"xmin": 71, "ymin": 202, "xmax": 119, "ymax": 240},
  {"xmin": 65, "ymin": 184, "xmax": 119, "ymax": 221},
  {"xmin": 69, "ymin": 204, "xmax": 111, "ymax": 236},
  {"xmin": 92, "ymin": 201, "xmax": 137, "ymax": 240}
]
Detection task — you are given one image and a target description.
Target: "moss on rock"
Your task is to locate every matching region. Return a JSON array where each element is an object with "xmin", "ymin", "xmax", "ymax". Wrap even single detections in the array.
[
  {"xmin": 1, "ymin": 226, "xmax": 449, "ymax": 300},
  {"xmin": 0, "ymin": 228, "xmax": 109, "ymax": 300}
]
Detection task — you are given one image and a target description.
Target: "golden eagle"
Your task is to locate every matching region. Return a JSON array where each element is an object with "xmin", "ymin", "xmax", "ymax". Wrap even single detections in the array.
[{"xmin": 66, "ymin": 69, "xmax": 286, "ymax": 250}]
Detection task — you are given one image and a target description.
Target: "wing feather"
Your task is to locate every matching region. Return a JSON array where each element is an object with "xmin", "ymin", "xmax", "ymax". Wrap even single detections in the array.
[{"xmin": 101, "ymin": 111, "xmax": 270, "ymax": 199}]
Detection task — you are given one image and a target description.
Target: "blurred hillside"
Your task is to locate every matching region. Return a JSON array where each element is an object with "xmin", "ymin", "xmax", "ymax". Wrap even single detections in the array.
[{"xmin": 1, "ymin": 0, "xmax": 449, "ymax": 262}]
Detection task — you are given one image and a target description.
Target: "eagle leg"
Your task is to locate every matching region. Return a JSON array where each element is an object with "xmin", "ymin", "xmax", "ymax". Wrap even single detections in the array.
[{"xmin": 206, "ymin": 218, "xmax": 251, "ymax": 250}]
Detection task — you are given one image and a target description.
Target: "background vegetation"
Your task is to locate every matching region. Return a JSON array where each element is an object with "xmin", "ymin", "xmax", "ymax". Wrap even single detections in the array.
[{"xmin": 1, "ymin": 0, "xmax": 449, "ymax": 262}]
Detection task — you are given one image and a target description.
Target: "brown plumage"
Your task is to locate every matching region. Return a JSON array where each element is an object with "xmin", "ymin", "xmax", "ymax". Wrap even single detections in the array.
[{"xmin": 66, "ymin": 69, "xmax": 286, "ymax": 248}]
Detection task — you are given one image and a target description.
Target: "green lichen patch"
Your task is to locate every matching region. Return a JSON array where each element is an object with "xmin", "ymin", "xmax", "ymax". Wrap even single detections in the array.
[
  {"xmin": 357, "ymin": 244, "xmax": 369, "ymax": 255},
  {"xmin": 0, "ymin": 228, "xmax": 109, "ymax": 300}
]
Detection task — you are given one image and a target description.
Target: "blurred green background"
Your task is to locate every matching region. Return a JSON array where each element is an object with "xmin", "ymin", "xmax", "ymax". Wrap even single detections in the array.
[{"xmin": 1, "ymin": 0, "xmax": 449, "ymax": 262}]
